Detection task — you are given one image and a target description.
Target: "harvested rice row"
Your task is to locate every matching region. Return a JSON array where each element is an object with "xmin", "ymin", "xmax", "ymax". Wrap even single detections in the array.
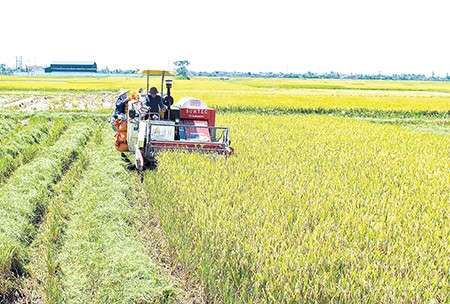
[
  {"xmin": 0, "ymin": 117, "xmax": 17, "ymax": 138},
  {"xmin": 0, "ymin": 121, "xmax": 93, "ymax": 294},
  {"xmin": 25, "ymin": 128, "xmax": 100, "ymax": 303},
  {"xmin": 0, "ymin": 116, "xmax": 71, "ymax": 184},
  {"xmin": 58, "ymin": 127, "xmax": 174, "ymax": 303}
]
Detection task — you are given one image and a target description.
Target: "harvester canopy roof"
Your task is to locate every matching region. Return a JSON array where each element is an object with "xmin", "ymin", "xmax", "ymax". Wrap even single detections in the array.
[{"xmin": 139, "ymin": 69, "xmax": 177, "ymax": 75}]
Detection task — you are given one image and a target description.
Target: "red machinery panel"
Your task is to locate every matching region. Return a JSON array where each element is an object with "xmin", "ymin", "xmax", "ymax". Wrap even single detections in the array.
[
  {"xmin": 183, "ymin": 120, "xmax": 210, "ymax": 141},
  {"xmin": 180, "ymin": 108, "xmax": 216, "ymax": 126}
]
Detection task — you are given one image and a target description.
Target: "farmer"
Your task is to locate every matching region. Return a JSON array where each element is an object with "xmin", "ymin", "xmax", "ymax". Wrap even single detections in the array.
[
  {"xmin": 130, "ymin": 87, "xmax": 145, "ymax": 112},
  {"xmin": 138, "ymin": 87, "xmax": 146, "ymax": 102},
  {"xmin": 143, "ymin": 87, "xmax": 167, "ymax": 120},
  {"xmin": 111, "ymin": 88, "xmax": 131, "ymax": 130}
]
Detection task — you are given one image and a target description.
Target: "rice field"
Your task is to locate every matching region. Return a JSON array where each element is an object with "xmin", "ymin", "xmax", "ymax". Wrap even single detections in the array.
[
  {"xmin": 0, "ymin": 76, "xmax": 449, "ymax": 303},
  {"xmin": 2, "ymin": 76, "xmax": 450, "ymax": 114},
  {"xmin": 147, "ymin": 114, "xmax": 449, "ymax": 302}
]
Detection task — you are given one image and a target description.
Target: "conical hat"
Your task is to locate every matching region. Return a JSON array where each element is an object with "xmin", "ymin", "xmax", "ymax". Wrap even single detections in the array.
[{"xmin": 116, "ymin": 88, "xmax": 130, "ymax": 98}]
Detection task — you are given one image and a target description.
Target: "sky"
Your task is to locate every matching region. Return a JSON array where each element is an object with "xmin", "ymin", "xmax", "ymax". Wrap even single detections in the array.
[{"xmin": 1, "ymin": 0, "xmax": 449, "ymax": 76}]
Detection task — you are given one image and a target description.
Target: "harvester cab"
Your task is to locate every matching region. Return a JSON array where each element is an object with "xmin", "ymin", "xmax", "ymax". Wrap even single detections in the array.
[{"xmin": 113, "ymin": 69, "xmax": 234, "ymax": 170}]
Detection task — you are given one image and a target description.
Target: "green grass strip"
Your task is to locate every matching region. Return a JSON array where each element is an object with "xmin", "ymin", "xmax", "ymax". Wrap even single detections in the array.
[
  {"xmin": 0, "ymin": 116, "xmax": 72, "ymax": 184},
  {"xmin": 218, "ymin": 105, "xmax": 450, "ymax": 119},
  {"xmin": 0, "ymin": 122, "xmax": 93, "ymax": 293},
  {"xmin": 0, "ymin": 118, "xmax": 17, "ymax": 138},
  {"xmin": 58, "ymin": 127, "xmax": 173, "ymax": 303}
]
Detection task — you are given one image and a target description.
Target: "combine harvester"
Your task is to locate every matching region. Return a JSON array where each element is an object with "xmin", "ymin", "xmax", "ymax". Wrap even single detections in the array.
[{"xmin": 113, "ymin": 69, "xmax": 234, "ymax": 170}]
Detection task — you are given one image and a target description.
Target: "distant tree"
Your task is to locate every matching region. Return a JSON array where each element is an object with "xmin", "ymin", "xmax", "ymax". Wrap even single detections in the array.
[
  {"xmin": 0, "ymin": 64, "xmax": 12, "ymax": 75},
  {"xmin": 173, "ymin": 60, "xmax": 190, "ymax": 79}
]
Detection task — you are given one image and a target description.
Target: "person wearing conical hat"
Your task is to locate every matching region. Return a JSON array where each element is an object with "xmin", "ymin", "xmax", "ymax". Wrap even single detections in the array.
[{"xmin": 111, "ymin": 88, "xmax": 131, "ymax": 129}]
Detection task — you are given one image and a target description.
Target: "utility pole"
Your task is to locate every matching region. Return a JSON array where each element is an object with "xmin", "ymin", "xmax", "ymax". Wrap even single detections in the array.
[{"xmin": 15, "ymin": 56, "xmax": 23, "ymax": 70}]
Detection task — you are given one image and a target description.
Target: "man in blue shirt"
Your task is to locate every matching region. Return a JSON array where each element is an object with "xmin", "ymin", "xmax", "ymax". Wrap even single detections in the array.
[{"xmin": 144, "ymin": 87, "xmax": 167, "ymax": 119}]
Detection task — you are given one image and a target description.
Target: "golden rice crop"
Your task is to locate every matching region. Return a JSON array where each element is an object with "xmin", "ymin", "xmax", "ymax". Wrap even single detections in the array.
[
  {"xmin": 146, "ymin": 114, "xmax": 450, "ymax": 302},
  {"xmin": 1, "ymin": 76, "xmax": 450, "ymax": 113},
  {"xmin": 173, "ymin": 87, "xmax": 450, "ymax": 113},
  {"xmin": 0, "ymin": 75, "xmax": 448, "ymax": 301}
]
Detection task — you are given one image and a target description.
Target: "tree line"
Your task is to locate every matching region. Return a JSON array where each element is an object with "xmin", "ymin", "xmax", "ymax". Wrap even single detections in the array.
[{"xmin": 2, "ymin": 61, "xmax": 449, "ymax": 81}]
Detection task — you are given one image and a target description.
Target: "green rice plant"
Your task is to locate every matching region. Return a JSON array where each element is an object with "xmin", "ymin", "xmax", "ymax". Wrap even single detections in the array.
[
  {"xmin": 0, "ymin": 122, "xmax": 93, "ymax": 293},
  {"xmin": 58, "ymin": 127, "xmax": 174, "ymax": 303},
  {"xmin": 146, "ymin": 114, "xmax": 450, "ymax": 303}
]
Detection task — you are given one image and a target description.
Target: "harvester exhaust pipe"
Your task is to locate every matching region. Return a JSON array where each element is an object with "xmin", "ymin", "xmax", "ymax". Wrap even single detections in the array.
[
  {"xmin": 164, "ymin": 80, "xmax": 174, "ymax": 120},
  {"xmin": 165, "ymin": 79, "xmax": 173, "ymax": 99},
  {"xmin": 164, "ymin": 79, "xmax": 173, "ymax": 110}
]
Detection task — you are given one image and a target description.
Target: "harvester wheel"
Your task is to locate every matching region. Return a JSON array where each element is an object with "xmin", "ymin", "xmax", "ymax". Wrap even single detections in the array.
[
  {"xmin": 135, "ymin": 158, "xmax": 143, "ymax": 171},
  {"xmin": 135, "ymin": 148, "xmax": 145, "ymax": 171}
]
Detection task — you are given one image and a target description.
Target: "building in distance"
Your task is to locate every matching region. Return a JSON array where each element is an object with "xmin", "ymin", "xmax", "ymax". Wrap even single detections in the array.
[{"xmin": 44, "ymin": 61, "xmax": 97, "ymax": 73}]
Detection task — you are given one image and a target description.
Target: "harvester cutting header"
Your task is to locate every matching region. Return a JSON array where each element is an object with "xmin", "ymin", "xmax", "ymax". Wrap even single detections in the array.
[{"xmin": 111, "ymin": 69, "xmax": 234, "ymax": 170}]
